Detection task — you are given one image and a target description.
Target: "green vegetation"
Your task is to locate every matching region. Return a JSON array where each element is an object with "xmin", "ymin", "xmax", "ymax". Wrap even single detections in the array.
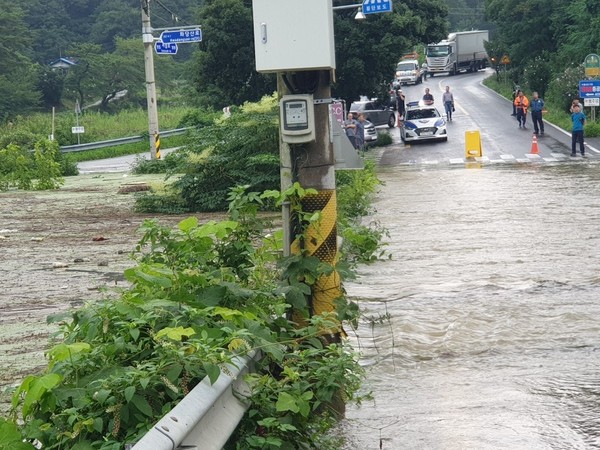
[
  {"xmin": 4, "ymin": 181, "xmax": 378, "ymax": 449},
  {"xmin": 0, "ymin": 140, "xmax": 64, "ymax": 191},
  {"xmin": 0, "ymin": 107, "xmax": 191, "ymax": 147}
]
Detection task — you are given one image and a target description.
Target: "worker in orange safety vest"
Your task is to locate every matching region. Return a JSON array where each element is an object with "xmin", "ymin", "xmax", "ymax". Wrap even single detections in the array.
[{"xmin": 514, "ymin": 90, "xmax": 530, "ymax": 129}]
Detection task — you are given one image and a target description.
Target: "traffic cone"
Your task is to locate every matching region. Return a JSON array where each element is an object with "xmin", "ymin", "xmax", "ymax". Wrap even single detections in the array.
[{"xmin": 530, "ymin": 133, "xmax": 539, "ymax": 154}]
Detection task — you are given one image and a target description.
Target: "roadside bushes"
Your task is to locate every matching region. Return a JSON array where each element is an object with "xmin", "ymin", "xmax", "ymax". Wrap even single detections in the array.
[
  {"xmin": 5, "ymin": 187, "xmax": 366, "ymax": 450},
  {"xmin": 135, "ymin": 95, "xmax": 280, "ymax": 213},
  {"xmin": 0, "ymin": 139, "xmax": 64, "ymax": 190}
]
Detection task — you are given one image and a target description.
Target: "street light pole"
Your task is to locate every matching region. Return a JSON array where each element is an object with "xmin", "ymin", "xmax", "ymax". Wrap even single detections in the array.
[{"xmin": 141, "ymin": 0, "xmax": 159, "ymax": 159}]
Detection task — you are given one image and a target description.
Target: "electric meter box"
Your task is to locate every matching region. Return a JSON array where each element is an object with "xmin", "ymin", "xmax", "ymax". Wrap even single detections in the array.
[
  {"xmin": 252, "ymin": 0, "xmax": 336, "ymax": 73},
  {"xmin": 280, "ymin": 94, "xmax": 316, "ymax": 143}
]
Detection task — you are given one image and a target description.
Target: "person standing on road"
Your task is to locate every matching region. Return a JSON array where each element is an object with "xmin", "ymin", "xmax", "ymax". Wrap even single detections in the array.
[
  {"xmin": 355, "ymin": 113, "xmax": 366, "ymax": 150},
  {"xmin": 344, "ymin": 112, "xmax": 358, "ymax": 149},
  {"xmin": 530, "ymin": 91, "xmax": 545, "ymax": 135},
  {"xmin": 511, "ymin": 86, "xmax": 519, "ymax": 116},
  {"xmin": 442, "ymin": 86, "xmax": 454, "ymax": 121},
  {"xmin": 514, "ymin": 90, "xmax": 529, "ymax": 129},
  {"xmin": 422, "ymin": 88, "xmax": 434, "ymax": 105},
  {"xmin": 396, "ymin": 87, "xmax": 406, "ymax": 121},
  {"xmin": 571, "ymin": 103, "xmax": 587, "ymax": 157}
]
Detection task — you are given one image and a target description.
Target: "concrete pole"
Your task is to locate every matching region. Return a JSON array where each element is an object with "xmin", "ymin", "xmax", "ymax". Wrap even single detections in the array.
[
  {"xmin": 283, "ymin": 70, "xmax": 341, "ymax": 341},
  {"xmin": 141, "ymin": 0, "xmax": 159, "ymax": 159}
]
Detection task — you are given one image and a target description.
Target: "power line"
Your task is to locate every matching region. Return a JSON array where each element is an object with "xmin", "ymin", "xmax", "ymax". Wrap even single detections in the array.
[{"xmin": 155, "ymin": 0, "xmax": 182, "ymax": 24}]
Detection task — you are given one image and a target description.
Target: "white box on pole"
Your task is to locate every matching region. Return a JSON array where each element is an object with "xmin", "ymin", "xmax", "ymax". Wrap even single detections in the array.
[{"xmin": 252, "ymin": 0, "xmax": 335, "ymax": 72}]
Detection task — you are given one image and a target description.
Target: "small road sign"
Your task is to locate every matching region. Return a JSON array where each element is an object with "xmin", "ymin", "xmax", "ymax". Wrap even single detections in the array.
[
  {"xmin": 160, "ymin": 28, "xmax": 202, "ymax": 44},
  {"xmin": 579, "ymin": 80, "xmax": 600, "ymax": 98},
  {"xmin": 155, "ymin": 41, "xmax": 178, "ymax": 55},
  {"xmin": 362, "ymin": 0, "xmax": 393, "ymax": 14},
  {"xmin": 584, "ymin": 53, "xmax": 600, "ymax": 77},
  {"xmin": 501, "ymin": 55, "xmax": 510, "ymax": 64},
  {"xmin": 72, "ymin": 126, "xmax": 85, "ymax": 134}
]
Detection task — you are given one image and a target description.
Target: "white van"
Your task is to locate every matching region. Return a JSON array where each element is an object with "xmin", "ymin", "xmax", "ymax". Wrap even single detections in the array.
[{"xmin": 395, "ymin": 59, "xmax": 423, "ymax": 85}]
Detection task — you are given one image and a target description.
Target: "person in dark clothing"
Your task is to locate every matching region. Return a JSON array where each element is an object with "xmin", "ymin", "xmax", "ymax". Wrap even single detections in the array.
[
  {"xmin": 530, "ymin": 91, "xmax": 545, "ymax": 135},
  {"xmin": 422, "ymin": 88, "xmax": 434, "ymax": 105},
  {"xmin": 396, "ymin": 88, "xmax": 406, "ymax": 120}
]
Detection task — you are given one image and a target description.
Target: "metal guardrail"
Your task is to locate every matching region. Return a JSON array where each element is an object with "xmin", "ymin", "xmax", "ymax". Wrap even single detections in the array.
[
  {"xmin": 59, "ymin": 127, "xmax": 190, "ymax": 153},
  {"xmin": 129, "ymin": 350, "xmax": 260, "ymax": 450}
]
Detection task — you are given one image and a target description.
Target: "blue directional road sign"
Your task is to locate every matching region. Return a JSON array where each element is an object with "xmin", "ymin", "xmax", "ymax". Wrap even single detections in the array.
[
  {"xmin": 579, "ymin": 80, "xmax": 600, "ymax": 98},
  {"xmin": 155, "ymin": 41, "xmax": 178, "ymax": 55},
  {"xmin": 160, "ymin": 29, "xmax": 202, "ymax": 44},
  {"xmin": 362, "ymin": 0, "xmax": 393, "ymax": 14}
]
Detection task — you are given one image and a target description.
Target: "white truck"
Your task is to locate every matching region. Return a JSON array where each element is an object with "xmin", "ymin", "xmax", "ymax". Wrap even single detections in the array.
[{"xmin": 425, "ymin": 30, "xmax": 489, "ymax": 76}]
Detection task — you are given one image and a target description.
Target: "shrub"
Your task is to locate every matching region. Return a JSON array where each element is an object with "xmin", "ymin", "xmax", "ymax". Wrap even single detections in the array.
[
  {"xmin": 7, "ymin": 188, "xmax": 367, "ymax": 449},
  {"xmin": 136, "ymin": 95, "xmax": 280, "ymax": 213},
  {"xmin": 0, "ymin": 139, "xmax": 64, "ymax": 190},
  {"xmin": 545, "ymin": 65, "xmax": 585, "ymax": 112}
]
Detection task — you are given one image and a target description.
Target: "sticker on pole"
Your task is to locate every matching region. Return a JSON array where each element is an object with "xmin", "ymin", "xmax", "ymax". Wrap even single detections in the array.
[{"xmin": 362, "ymin": 0, "xmax": 393, "ymax": 14}]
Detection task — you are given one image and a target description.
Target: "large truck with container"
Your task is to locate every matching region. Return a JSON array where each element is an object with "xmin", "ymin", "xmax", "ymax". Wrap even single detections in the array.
[{"xmin": 425, "ymin": 30, "xmax": 489, "ymax": 76}]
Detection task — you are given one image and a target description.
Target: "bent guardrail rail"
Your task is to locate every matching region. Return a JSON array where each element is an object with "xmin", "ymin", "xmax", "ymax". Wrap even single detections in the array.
[
  {"xmin": 129, "ymin": 350, "xmax": 260, "ymax": 450},
  {"xmin": 59, "ymin": 127, "xmax": 190, "ymax": 153}
]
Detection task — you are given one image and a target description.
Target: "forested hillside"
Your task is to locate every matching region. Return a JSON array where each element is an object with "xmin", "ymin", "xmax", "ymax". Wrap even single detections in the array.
[{"xmin": 1, "ymin": 0, "xmax": 597, "ymax": 124}]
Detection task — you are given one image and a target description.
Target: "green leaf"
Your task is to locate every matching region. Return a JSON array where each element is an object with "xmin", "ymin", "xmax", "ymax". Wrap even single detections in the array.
[
  {"xmin": 0, "ymin": 418, "xmax": 35, "ymax": 449},
  {"xmin": 124, "ymin": 386, "xmax": 136, "ymax": 403},
  {"xmin": 93, "ymin": 417, "xmax": 103, "ymax": 433},
  {"xmin": 203, "ymin": 362, "xmax": 221, "ymax": 385},
  {"xmin": 275, "ymin": 392, "xmax": 299, "ymax": 413},
  {"xmin": 21, "ymin": 373, "xmax": 62, "ymax": 418},
  {"xmin": 131, "ymin": 394, "xmax": 154, "ymax": 417},
  {"xmin": 132, "ymin": 268, "xmax": 173, "ymax": 288},
  {"xmin": 140, "ymin": 378, "xmax": 150, "ymax": 390},
  {"xmin": 178, "ymin": 216, "xmax": 199, "ymax": 232},
  {"xmin": 211, "ymin": 306, "xmax": 243, "ymax": 320},
  {"xmin": 94, "ymin": 389, "xmax": 110, "ymax": 404},
  {"xmin": 47, "ymin": 342, "xmax": 91, "ymax": 368},
  {"xmin": 129, "ymin": 327, "xmax": 140, "ymax": 341},
  {"xmin": 285, "ymin": 287, "xmax": 307, "ymax": 309},
  {"xmin": 155, "ymin": 326, "xmax": 196, "ymax": 341},
  {"xmin": 71, "ymin": 442, "xmax": 95, "ymax": 450},
  {"xmin": 166, "ymin": 364, "xmax": 183, "ymax": 382},
  {"xmin": 197, "ymin": 285, "xmax": 227, "ymax": 306}
]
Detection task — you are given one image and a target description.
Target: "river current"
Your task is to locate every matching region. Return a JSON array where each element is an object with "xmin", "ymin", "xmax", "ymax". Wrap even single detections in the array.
[{"xmin": 340, "ymin": 162, "xmax": 600, "ymax": 449}]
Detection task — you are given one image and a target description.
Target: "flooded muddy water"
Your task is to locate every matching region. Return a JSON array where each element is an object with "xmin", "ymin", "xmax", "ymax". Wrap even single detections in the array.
[{"xmin": 341, "ymin": 162, "xmax": 600, "ymax": 449}]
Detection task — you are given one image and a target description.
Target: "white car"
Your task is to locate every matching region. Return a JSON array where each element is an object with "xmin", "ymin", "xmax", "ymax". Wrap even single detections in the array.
[{"xmin": 400, "ymin": 101, "xmax": 447, "ymax": 142}]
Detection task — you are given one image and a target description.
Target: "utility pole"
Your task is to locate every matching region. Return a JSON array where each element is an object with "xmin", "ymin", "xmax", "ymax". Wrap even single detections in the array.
[{"xmin": 141, "ymin": 0, "xmax": 159, "ymax": 159}]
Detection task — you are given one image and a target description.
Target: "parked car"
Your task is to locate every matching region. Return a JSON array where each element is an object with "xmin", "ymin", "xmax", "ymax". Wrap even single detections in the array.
[
  {"xmin": 363, "ymin": 120, "xmax": 378, "ymax": 145},
  {"xmin": 400, "ymin": 101, "xmax": 447, "ymax": 142},
  {"xmin": 350, "ymin": 100, "xmax": 396, "ymax": 128}
]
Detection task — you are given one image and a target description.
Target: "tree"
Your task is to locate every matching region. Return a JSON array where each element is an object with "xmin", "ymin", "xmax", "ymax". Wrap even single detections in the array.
[
  {"xmin": 88, "ymin": 0, "xmax": 139, "ymax": 52},
  {"xmin": 485, "ymin": 0, "xmax": 560, "ymax": 73},
  {"xmin": 333, "ymin": 0, "xmax": 448, "ymax": 105},
  {"xmin": 64, "ymin": 39, "xmax": 145, "ymax": 111},
  {"xmin": 190, "ymin": 0, "xmax": 275, "ymax": 109},
  {"xmin": 0, "ymin": 1, "xmax": 40, "ymax": 120}
]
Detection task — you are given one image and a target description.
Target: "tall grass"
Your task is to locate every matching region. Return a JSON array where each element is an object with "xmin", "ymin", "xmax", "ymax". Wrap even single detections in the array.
[{"xmin": 0, "ymin": 107, "xmax": 192, "ymax": 145}]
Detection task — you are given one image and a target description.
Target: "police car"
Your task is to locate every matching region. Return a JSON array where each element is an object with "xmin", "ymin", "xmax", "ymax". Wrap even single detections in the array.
[{"xmin": 399, "ymin": 101, "xmax": 447, "ymax": 143}]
